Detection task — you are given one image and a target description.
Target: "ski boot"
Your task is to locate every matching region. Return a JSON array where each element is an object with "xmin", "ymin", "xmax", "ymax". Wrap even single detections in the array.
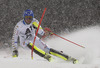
[
  {"xmin": 68, "ymin": 57, "xmax": 79, "ymax": 64},
  {"xmin": 44, "ymin": 53, "xmax": 54, "ymax": 62}
]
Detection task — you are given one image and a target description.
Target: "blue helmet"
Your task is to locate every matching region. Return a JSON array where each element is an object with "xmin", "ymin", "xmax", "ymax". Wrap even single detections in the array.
[{"xmin": 23, "ymin": 9, "xmax": 34, "ymax": 18}]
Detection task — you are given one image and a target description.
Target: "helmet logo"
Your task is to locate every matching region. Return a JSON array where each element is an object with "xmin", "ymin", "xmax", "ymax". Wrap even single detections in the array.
[{"xmin": 25, "ymin": 11, "xmax": 32, "ymax": 16}]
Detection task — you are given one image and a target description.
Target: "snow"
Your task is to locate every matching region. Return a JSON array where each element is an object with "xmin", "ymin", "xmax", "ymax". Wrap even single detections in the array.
[{"xmin": 0, "ymin": 26, "xmax": 100, "ymax": 68}]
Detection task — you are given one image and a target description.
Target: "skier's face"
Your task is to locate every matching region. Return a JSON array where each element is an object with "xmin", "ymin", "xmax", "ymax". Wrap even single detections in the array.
[{"xmin": 24, "ymin": 16, "xmax": 33, "ymax": 24}]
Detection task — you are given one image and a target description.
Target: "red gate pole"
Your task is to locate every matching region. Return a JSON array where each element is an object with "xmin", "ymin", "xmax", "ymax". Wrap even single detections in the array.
[
  {"xmin": 31, "ymin": 8, "xmax": 47, "ymax": 59},
  {"xmin": 53, "ymin": 33, "xmax": 85, "ymax": 48}
]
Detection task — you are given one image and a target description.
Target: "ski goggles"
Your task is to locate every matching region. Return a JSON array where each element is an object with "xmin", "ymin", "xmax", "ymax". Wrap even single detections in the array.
[{"xmin": 24, "ymin": 16, "xmax": 33, "ymax": 20}]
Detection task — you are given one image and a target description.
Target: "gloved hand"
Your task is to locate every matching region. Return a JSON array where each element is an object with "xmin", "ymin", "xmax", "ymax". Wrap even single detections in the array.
[
  {"xmin": 12, "ymin": 50, "xmax": 18, "ymax": 57},
  {"xmin": 42, "ymin": 27, "xmax": 54, "ymax": 39},
  {"xmin": 44, "ymin": 27, "xmax": 53, "ymax": 35}
]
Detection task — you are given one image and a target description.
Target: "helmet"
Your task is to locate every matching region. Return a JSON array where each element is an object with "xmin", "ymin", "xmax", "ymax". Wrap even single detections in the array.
[{"xmin": 23, "ymin": 9, "xmax": 34, "ymax": 19}]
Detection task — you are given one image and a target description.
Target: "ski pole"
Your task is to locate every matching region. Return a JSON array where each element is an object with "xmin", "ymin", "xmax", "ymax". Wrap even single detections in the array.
[
  {"xmin": 31, "ymin": 8, "xmax": 47, "ymax": 59},
  {"xmin": 44, "ymin": 27, "xmax": 85, "ymax": 48}
]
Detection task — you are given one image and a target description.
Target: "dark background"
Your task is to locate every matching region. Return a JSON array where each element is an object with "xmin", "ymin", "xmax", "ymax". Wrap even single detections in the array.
[{"xmin": 0, "ymin": 0, "xmax": 100, "ymax": 43}]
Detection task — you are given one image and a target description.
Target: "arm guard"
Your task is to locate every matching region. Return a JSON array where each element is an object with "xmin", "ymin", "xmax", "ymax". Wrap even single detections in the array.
[{"xmin": 32, "ymin": 21, "xmax": 44, "ymax": 36}]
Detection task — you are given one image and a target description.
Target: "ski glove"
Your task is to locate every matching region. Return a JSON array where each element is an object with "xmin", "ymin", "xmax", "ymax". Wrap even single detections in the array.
[{"xmin": 12, "ymin": 50, "xmax": 18, "ymax": 57}]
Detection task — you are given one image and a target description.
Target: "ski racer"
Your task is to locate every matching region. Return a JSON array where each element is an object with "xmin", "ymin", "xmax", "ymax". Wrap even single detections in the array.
[{"xmin": 12, "ymin": 9, "xmax": 78, "ymax": 64}]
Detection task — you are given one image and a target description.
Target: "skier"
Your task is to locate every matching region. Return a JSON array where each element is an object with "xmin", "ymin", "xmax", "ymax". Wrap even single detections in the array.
[{"xmin": 12, "ymin": 9, "xmax": 78, "ymax": 64}]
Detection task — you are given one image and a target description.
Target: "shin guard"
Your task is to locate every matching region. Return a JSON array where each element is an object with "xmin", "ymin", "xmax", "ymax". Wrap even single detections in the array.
[{"xmin": 49, "ymin": 48, "xmax": 69, "ymax": 61}]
